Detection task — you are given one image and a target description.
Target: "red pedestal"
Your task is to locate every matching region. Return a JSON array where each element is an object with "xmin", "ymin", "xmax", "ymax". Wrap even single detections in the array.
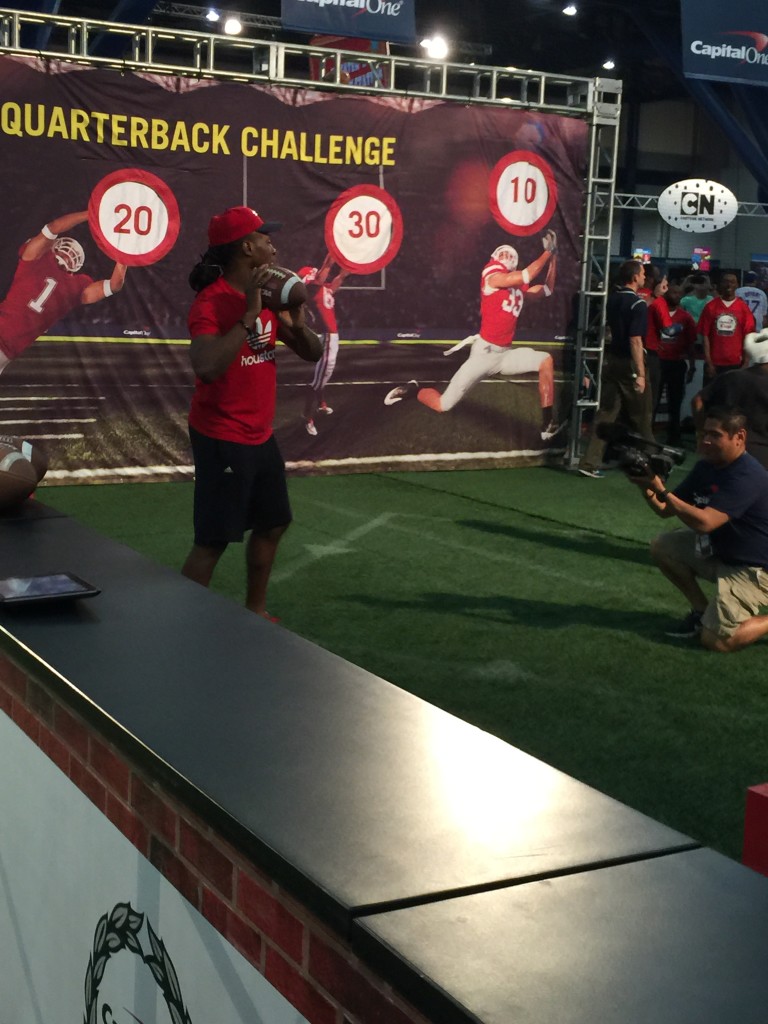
[{"xmin": 743, "ymin": 783, "xmax": 768, "ymax": 875}]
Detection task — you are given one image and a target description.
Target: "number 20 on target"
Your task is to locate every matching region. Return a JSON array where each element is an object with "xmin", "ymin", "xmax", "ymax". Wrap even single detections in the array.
[
  {"xmin": 488, "ymin": 150, "xmax": 558, "ymax": 237},
  {"xmin": 325, "ymin": 185, "xmax": 403, "ymax": 274},
  {"xmin": 88, "ymin": 169, "xmax": 181, "ymax": 266}
]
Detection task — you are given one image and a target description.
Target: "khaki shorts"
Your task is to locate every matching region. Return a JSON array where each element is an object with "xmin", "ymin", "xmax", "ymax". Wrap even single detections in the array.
[{"xmin": 653, "ymin": 529, "xmax": 768, "ymax": 638}]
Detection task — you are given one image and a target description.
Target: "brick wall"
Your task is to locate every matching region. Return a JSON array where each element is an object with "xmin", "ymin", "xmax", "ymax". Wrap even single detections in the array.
[{"xmin": 0, "ymin": 648, "xmax": 430, "ymax": 1024}]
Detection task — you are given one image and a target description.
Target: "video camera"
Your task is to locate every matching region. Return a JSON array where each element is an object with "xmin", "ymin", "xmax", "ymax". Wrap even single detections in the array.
[{"xmin": 595, "ymin": 423, "xmax": 685, "ymax": 481}]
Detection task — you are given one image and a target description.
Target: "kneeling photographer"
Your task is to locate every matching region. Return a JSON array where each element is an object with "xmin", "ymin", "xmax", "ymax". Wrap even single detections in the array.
[{"xmin": 620, "ymin": 408, "xmax": 768, "ymax": 652}]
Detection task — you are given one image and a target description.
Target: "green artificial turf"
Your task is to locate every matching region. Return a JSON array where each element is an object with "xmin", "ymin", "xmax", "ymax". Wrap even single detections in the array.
[{"xmin": 42, "ymin": 466, "xmax": 768, "ymax": 860}]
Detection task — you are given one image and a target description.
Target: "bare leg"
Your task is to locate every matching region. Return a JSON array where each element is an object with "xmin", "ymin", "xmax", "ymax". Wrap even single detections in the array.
[
  {"xmin": 182, "ymin": 543, "xmax": 226, "ymax": 588},
  {"xmin": 649, "ymin": 535, "xmax": 709, "ymax": 612},
  {"xmin": 537, "ymin": 354, "xmax": 554, "ymax": 408},
  {"xmin": 245, "ymin": 524, "xmax": 289, "ymax": 614},
  {"xmin": 701, "ymin": 616, "xmax": 768, "ymax": 653}
]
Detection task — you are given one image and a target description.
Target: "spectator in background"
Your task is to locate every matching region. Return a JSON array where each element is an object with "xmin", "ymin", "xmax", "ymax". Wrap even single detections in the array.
[
  {"xmin": 693, "ymin": 329, "xmax": 768, "ymax": 470},
  {"xmin": 680, "ymin": 272, "xmax": 713, "ymax": 325},
  {"xmin": 699, "ymin": 273, "xmax": 755, "ymax": 380},
  {"xmin": 736, "ymin": 271, "xmax": 767, "ymax": 330},
  {"xmin": 655, "ymin": 282, "xmax": 697, "ymax": 445}
]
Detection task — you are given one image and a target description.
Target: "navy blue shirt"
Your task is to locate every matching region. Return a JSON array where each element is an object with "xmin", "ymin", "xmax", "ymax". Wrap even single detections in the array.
[
  {"xmin": 606, "ymin": 288, "xmax": 648, "ymax": 358},
  {"xmin": 673, "ymin": 452, "xmax": 768, "ymax": 567}
]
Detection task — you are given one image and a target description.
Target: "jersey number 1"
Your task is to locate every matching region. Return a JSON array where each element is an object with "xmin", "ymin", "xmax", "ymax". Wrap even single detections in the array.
[{"xmin": 28, "ymin": 277, "xmax": 57, "ymax": 313}]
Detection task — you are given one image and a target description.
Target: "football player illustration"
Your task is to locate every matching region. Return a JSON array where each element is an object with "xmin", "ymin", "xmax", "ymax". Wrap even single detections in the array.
[
  {"xmin": 299, "ymin": 253, "xmax": 349, "ymax": 436},
  {"xmin": 0, "ymin": 210, "xmax": 127, "ymax": 376},
  {"xmin": 384, "ymin": 231, "xmax": 563, "ymax": 441}
]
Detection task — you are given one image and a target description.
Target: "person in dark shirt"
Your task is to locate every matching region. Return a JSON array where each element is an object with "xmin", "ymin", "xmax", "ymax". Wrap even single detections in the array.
[
  {"xmin": 632, "ymin": 407, "xmax": 768, "ymax": 651},
  {"xmin": 578, "ymin": 259, "xmax": 653, "ymax": 477},
  {"xmin": 693, "ymin": 328, "xmax": 768, "ymax": 470}
]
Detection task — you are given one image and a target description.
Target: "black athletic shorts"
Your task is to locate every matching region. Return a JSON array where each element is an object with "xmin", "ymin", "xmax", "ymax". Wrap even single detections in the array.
[{"xmin": 189, "ymin": 426, "xmax": 292, "ymax": 546}]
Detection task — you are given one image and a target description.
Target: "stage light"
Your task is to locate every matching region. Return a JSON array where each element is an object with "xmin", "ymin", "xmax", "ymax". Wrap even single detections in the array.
[
  {"xmin": 420, "ymin": 35, "xmax": 449, "ymax": 60},
  {"xmin": 205, "ymin": 8, "xmax": 220, "ymax": 21},
  {"xmin": 562, "ymin": 4, "xmax": 577, "ymax": 15},
  {"xmin": 602, "ymin": 58, "xmax": 616, "ymax": 70},
  {"xmin": 223, "ymin": 15, "xmax": 242, "ymax": 34}
]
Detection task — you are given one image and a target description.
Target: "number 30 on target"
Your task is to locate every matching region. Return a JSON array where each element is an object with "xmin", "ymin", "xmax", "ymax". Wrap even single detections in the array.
[
  {"xmin": 88, "ymin": 169, "xmax": 181, "ymax": 266},
  {"xmin": 325, "ymin": 185, "xmax": 403, "ymax": 274},
  {"xmin": 488, "ymin": 150, "xmax": 557, "ymax": 237}
]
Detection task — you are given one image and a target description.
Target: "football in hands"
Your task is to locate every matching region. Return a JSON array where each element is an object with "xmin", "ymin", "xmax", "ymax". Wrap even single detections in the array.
[{"xmin": 260, "ymin": 266, "xmax": 308, "ymax": 311}]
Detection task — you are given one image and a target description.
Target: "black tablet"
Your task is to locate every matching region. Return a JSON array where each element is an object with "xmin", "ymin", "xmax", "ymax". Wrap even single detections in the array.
[{"xmin": 0, "ymin": 572, "xmax": 100, "ymax": 605}]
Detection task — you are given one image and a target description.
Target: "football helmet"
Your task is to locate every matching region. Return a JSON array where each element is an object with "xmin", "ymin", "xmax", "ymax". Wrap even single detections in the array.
[
  {"xmin": 491, "ymin": 245, "xmax": 518, "ymax": 271},
  {"xmin": 53, "ymin": 236, "xmax": 85, "ymax": 273},
  {"xmin": 298, "ymin": 266, "xmax": 318, "ymax": 283}
]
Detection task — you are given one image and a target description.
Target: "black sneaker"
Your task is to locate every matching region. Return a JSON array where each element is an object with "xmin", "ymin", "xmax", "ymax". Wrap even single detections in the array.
[
  {"xmin": 384, "ymin": 380, "xmax": 419, "ymax": 406},
  {"xmin": 665, "ymin": 610, "xmax": 703, "ymax": 638}
]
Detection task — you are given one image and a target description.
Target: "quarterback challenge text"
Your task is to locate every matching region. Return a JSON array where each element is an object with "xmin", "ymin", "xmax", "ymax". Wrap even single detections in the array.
[{"xmin": 0, "ymin": 103, "xmax": 397, "ymax": 164}]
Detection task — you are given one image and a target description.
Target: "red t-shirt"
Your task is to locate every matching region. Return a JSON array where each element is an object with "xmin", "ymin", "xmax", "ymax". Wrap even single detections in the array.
[
  {"xmin": 645, "ymin": 296, "xmax": 672, "ymax": 353},
  {"xmin": 0, "ymin": 249, "xmax": 94, "ymax": 359},
  {"xmin": 479, "ymin": 259, "xmax": 529, "ymax": 347},
  {"xmin": 698, "ymin": 296, "xmax": 755, "ymax": 367},
  {"xmin": 658, "ymin": 306, "xmax": 697, "ymax": 362},
  {"xmin": 188, "ymin": 277, "xmax": 280, "ymax": 445}
]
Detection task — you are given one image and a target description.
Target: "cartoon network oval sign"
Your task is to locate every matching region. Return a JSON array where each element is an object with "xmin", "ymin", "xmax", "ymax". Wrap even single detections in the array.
[{"xmin": 657, "ymin": 178, "xmax": 738, "ymax": 233}]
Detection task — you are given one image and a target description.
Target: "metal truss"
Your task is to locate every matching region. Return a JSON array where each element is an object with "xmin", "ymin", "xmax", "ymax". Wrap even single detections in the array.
[
  {"xmin": 566, "ymin": 82, "xmax": 622, "ymax": 468},
  {"xmin": 0, "ymin": 6, "xmax": 602, "ymax": 112},
  {"xmin": 611, "ymin": 193, "xmax": 768, "ymax": 217}
]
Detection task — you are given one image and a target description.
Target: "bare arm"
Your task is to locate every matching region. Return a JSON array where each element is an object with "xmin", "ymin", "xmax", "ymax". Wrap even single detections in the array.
[
  {"xmin": 22, "ymin": 210, "xmax": 89, "ymax": 261},
  {"xmin": 629, "ymin": 335, "xmax": 646, "ymax": 393},
  {"xmin": 527, "ymin": 253, "xmax": 557, "ymax": 301},
  {"xmin": 631, "ymin": 471, "xmax": 729, "ymax": 531},
  {"xmin": 276, "ymin": 304, "xmax": 322, "ymax": 362},
  {"xmin": 81, "ymin": 263, "xmax": 127, "ymax": 305}
]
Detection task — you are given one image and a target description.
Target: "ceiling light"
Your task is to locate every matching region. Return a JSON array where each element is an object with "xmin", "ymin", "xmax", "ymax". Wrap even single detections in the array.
[
  {"xmin": 562, "ymin": 4, "xmax": 577, "ymax": 15},
  {"xmin": 205, "ymin": 8, "xmax": 220, "ymax": 21},
  {"xmin": 420, "ymin": 36, "xmax": 449, "ymax": 60},
  {"xmin": 602, "ymin": 58, "xmax": 616, "ymax": 70},
  {"xmin": 223, "ymin": 16, "xmax": 242, "ymax": 34}
]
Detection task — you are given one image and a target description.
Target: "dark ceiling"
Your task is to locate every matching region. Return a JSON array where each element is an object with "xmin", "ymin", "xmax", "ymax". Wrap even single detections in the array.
[{"xmin": 11, "ymin": 0, "xmax": 686, "ymax": 99}]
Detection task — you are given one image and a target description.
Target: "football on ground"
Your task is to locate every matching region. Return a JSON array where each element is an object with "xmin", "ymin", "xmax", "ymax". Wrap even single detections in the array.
[
  {"xmin": 260, "ymin": 266, "xmax": 308, "ymax": 311},
  {"xmin": 0, "ymin": 436, "xmax": 46, "ymax": 510}
]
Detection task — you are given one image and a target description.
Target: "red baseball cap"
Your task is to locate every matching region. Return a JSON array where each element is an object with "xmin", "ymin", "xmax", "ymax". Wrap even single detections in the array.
[{"xmin": 208, "ymin": 206, "xmax": 281, "ymax": 246}]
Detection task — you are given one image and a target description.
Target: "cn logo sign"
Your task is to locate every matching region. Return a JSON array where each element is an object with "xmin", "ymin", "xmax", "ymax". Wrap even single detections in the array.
[
  {"xmin": 657, "ymin": 178, "xmax": 738, "ymax": 233},
  {"xmin": 680, "ymin": 191, "xmax": 716, "ymax": 216}
]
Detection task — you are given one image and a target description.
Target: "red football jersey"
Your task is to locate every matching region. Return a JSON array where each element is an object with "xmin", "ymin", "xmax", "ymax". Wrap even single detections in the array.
[
  {"xmin": 658, "ymin": 306, "xmax": 697, "ymax": 361},
  {"xmin": 0, "ymin": 249, "xmax": 94, "ymax": 359},
  {"xmin": 309, "ymin": 283, "xmax": 338, "ymax": 334},
  {"xmin": 698, "ymin": 296, "xmax": 755, "ymax": 366},
  {"xmin": 479, "ymin": 258, "xmax": 529, "ymax": 347},
  {"xmin": 188, "ymin": 276, "xmax": 280, "ymax": 445},
  {"xmin": 645, "ymin": 296, "xmax": 672, "ymax": 353}
]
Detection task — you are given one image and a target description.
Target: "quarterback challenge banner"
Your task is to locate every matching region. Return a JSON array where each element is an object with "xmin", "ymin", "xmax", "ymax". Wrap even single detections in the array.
[
  {"xmin": 682, "ymin": 0, "xmax": 768, "ymax": 88},
  {"xmin": 0, "ymin": 55, "xmax": 587, "ymax": 481}
]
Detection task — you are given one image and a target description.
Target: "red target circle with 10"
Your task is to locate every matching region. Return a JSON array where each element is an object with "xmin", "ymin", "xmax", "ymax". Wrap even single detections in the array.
[
  {"xmin": 488, "ymin": 150, "xmax": 557, "ymax": 237},
  {"xmin": 324, "ymin": 185, "xmax": 403, "ymax": 273},
  {"xmin": 88, "ymin": 169, "xmax": 181, "ymax": 266}
]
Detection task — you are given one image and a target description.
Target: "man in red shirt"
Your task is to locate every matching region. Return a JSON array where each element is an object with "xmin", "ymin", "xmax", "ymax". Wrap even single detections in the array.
[
  {"xmin": 182, "ymin": 206, "xmax": 322, "ymax": 619},
  {"xmin": 653, "ymin": 282, "xmax": 697, "ymax": 444},
  {"xmin": 698, "ymin": 273, "xmax": 755, "ymax": 380},
  {"xmin": 0, "ymin": 210, "xmax": 126, "ymax": 374},
  {"xmin": 384, "ymin": 231, "xmax": 561, "ymax": 441},
  {"xmin": 298, "ymin": 253, "xmax": 348, "ymax": 437}
]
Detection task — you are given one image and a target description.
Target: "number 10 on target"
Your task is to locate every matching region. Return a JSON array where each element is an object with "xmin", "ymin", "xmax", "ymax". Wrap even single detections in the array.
[
  {"xmin": 325, "ymin": 185, "xmax": 403, "ymax": 274},
  {"xmin": 488, "ymin": 150, "xmax": 558, "ymax": 237}
]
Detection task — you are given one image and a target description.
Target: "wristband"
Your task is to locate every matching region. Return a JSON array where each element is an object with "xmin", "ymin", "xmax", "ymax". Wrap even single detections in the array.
[
  {"xmin": 41, "ymin": 224, "xmax": 58, "ymax": 240},
  {"xmin": 103, "ymin": 281, "xmax": 113, "ymax": 297},
  {"xmin": 656, "ymin": 489, "xmax": 669, "ymax": 501}
]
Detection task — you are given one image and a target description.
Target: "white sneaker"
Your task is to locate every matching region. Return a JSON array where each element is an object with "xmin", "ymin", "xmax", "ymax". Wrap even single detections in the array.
[
  {"xmin": 305, "ymin": 419, "xmax": 317, "ymax": 436},
  {"xmin": 541, "ymin": 420, "xmax": 566, "ymax": 441},
  {"xmin": 384, "ymin": 380, "xmax": 419, "ymax": 405},
  {"xmin": 318, "ymin": 403, "xmax": 333, "ymax": 415}
]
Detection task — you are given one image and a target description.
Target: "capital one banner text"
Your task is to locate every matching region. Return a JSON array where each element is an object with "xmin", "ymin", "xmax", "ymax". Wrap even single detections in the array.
[{"xmin": 0, "ymin": 55, "xmax": 588, "ymax": 481}]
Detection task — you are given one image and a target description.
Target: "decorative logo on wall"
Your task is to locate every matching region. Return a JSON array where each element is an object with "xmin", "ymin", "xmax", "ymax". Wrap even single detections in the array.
[
  {"xmin": 657, "ymin": 178, "xmax": 738, "ymax": 232},
  {"xmin": 84, "ymin": 903, "xmax": 192, "ymax": 1024}
]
